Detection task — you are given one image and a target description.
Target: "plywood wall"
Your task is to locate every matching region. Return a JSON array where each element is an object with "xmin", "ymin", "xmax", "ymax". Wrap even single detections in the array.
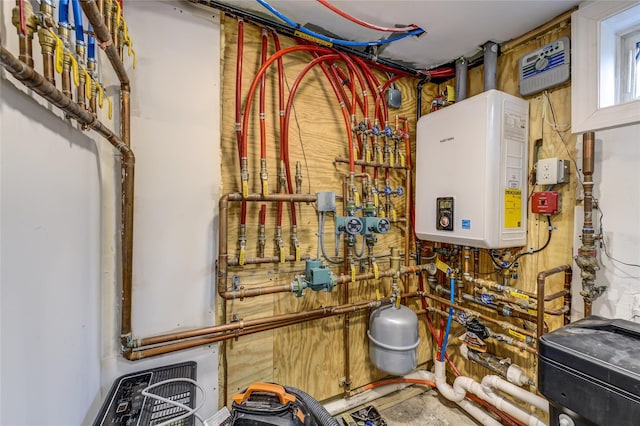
[
  {"xmin": 217, "ymin": 12, "xmax": 575, "ymax": 407},
  {"xmin": 218, "ymin": 15, "xmax": 438, "ymax": 405}
]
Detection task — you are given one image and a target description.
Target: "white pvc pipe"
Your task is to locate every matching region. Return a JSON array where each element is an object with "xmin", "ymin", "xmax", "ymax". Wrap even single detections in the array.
[
  {"xmin": 456, "ymin": 399, "xmax": 502, "ymax": 426},
  {"xmin": 482, "ymin": 375, "xmax": 549, "ymax": 413},
  {"xmin": 434, "ymin": 360, "xmax": 466, "ymax": 402},
  {"xmin": 434, "ymin": 360, "xmax": 548, "ymax": 426}
]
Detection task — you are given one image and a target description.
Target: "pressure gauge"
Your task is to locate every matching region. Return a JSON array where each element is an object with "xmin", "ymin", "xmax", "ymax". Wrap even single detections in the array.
[{"xmin": 345, "ymin": 217, "xmax": 363, "ymax": 235}]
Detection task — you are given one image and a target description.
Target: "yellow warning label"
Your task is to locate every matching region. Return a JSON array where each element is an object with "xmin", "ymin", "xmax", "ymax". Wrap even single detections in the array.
[
  {"xmin": 294, "ymin": 30, "xmax": 333, "ymax": 47},
  {"xmin": 504, "ymin": 189, "xmax": 522, "ymax": 229},
  {"xmin": 528, "ymin": 309, "xmax": 550, "ymax": 319},
  {"xmin": 508, "ymin": 329, "xmax": 527, "ymax": 340},
  {"xmin": 435, "ymin": 257, "xmax": 452, "ymax": 275},
  {"xmin": 510, "ymin": 291, "xmax": 530, "ymax": 301}
]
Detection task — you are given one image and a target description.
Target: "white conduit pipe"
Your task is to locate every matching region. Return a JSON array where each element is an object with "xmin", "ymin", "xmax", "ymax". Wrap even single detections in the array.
[
  {"xmin": 456, "ymin": 398, "xmax": 502, "ymax": 426},
  {"xmin": 434, "ymin": 361, "xmax": 548, "ymax": 426},
  {"xmin": 482, "ymin": 375, "xmax": 549, "ymax": 413},
  {"xmin": 432, "ymin": 363, "xmax": 501, "ymax": 426},
  {"xmin": 325, "ymin": 370, "xmax": 501, "ymax": 426}
]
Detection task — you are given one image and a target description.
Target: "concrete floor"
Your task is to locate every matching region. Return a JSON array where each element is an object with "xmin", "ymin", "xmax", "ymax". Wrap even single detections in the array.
[{"xmin": 380, "ymin": 389, "xmax": 479, "ymax": 426}]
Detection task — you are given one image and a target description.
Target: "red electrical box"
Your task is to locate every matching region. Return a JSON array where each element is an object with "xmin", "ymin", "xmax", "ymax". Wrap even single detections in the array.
[{"xmin": 532, "ymin": 191, "xmax": 560, "ymax": 214}]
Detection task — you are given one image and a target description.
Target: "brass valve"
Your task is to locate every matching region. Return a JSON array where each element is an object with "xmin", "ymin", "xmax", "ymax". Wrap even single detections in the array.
[
  {"xmin": 12, "ymin": 1, "xmax": 38, "ymax": 36},
  {"xmin": 37, "ymin": 27, "xmax": 56, "ymax": 53}
]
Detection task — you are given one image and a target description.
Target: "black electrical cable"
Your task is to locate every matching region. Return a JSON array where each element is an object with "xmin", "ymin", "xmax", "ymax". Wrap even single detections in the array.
[{"xmin": 491, "ymin": 215, "xmax": 553, "ymax": 269}]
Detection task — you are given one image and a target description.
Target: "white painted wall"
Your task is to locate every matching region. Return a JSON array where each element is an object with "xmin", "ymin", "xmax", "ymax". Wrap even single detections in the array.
[
  {"xmin": 572, "ymin": 124, "xmax": 640, "ymax": 321},
  {"xmin": 1, "ymin": 77, "xmax": 102, "ymax": 425},
  {"xmin": 1, "ymin": 1, "xmax": 221, "ymax": 424}
]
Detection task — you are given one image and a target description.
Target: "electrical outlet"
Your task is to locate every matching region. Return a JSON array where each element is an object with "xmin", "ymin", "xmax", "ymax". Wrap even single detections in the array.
[
  {"xmin": 537, "ymin": 158, "xmax": 558, "ymax": 184},
  {"xmin": 536, "ymin": 158, "xmax": 569, "ymax": 185}
]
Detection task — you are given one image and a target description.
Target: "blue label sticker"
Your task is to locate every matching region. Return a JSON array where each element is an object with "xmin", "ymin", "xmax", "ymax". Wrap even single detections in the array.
[
  {"xmin": 461, "ymin": 219, "xmax": 471, "ymax": 230},
  {"xmin": 457, "ymin": 311, "xmax": 468, "ymax": 325}
]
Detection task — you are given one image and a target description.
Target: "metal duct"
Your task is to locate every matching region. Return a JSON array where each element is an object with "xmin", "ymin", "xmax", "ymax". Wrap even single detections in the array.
[{"xmin": 483, "ymin": 41, "xmax": 498, "ymax": 91}]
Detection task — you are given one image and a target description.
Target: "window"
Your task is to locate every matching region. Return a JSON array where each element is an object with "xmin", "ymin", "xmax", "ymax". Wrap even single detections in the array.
[
  {"xmin": 620, "ymin": 29, "xmax": 640, "ymax": 103},
  {"xmin": 572, "ymin": 2, "xmax": 640, "ymax": 133}
]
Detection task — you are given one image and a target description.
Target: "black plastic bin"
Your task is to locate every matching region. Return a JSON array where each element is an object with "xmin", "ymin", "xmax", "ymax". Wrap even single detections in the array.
[{"xmin": 538, "ymin": 316, "xmax": 640, "ymax": 426}]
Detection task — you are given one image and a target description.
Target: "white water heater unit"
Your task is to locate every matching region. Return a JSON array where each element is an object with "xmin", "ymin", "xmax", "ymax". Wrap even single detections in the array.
[{"xmin": 415, "ymin": 89, "xmax": 529, "ymax": 248}]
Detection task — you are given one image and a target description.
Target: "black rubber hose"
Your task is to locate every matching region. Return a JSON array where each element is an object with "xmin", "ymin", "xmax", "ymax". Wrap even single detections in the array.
[{"xmin": 284, "ymin": 386, "xmax": 340, "ymax": 426}]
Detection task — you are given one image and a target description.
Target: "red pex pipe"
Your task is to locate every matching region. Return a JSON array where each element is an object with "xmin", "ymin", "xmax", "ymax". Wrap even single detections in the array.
[
  {"xmin": 259, "ymin": 204, "xmax": 266, "ymax": 225},
  {"xmin": 352, "ymin": 56, "xmax": 387, "ymax": 123},
  {"xmin": 235, "ymin": 20, "xmax": 244, "ymax": 160},
  {"xmin": 240, "ymin": 46, "xmax": 333, "ymax": 228},
  {"xmin": 259, "ymin": 29, "xmax": 268, "ymax": 161},
  {"xmin": 283, "ymin": 54, "xmax": 354, "ymax": 174},
  {"xmin": 374, "ymin": 74, "xmax": 403, "ymax": 124},
  {"xmin": 316, "ymin": 0, "xmax": 419, "ymax": 33},
  {"xmin": 326, "ymin": 61, "xmax": 365, "ymax": 157},
  {"xmin": 241, "ymin": 45, "xmax": 333, "ymax": 162},
  {"xmin": 235, "ymin": 20, "xmax": 248, "ymax": 225},
  {"xmin": 19, "ymin": 0, "xmax": 27, "ymax": 35},
  {"xmin": 271, "ymin": 32, "xmax": 286, "ymax": 228},
  {"xmin": 328, "ymin": 62, "xmax": 363, "ymax": 116}
]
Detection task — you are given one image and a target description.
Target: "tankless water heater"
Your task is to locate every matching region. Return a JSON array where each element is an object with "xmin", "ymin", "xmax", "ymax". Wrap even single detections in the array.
[{"xmin": 415, "ymin": 89, "xmax": 529, "ymax": 248}]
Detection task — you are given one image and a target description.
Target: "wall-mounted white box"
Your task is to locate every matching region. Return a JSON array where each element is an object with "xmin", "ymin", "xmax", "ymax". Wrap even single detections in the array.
[{"xmin": 415, "ymin": 89, "xmax": 529, "ymax": 248}]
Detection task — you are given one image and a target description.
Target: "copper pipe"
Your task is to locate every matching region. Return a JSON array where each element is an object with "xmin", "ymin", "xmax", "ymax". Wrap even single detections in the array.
[
  {"xmin": 335, "ymin": 156, "xmax": 409, "ymax": 170},
  {"xmin": 584, "ymin": 299, "xmax": 592, "ymax": 317},
  {"xmin": 76, "ymin": 46, "xmax": 87, "ymax": 109},
  {"xmin": 219, "ymin": 283, "xmax": 292, "ymax": 300},
  {"xmin": 103, "ymin": 0, "xmax": 112, "ymax": 39},
  {"xmin": 0, "ymin": 44, "xmax": 127, "ymax": 153},
  {"xmin": 403, "ymin": 168, "xmax": 411, "ymax": 296},
  {"xmin": 79, "ymin": 0, "xmax": 129, "ymax": 86},
  {"xmin": 536, "ymin": 265, "xmax": 571, "ymax": 339},
  {"xmin": 577, "ymin": 131, "xmax": 603, "ymax": 311},
  {"xmin": 422, "ymin": 292, "xmax": 536, "ymax": 339},
  {"xmin": 121, "ymin": 83, "xmax": 131, "ymax": 146},
  {"xmin": 466, "ymin": 276, "xmax": 537, "ymax": 299},
  {"xmin": 41, "ymin": 50, "xmax": 55, "ymax": 85},
  {"xmin": 218, "ymin": 193, "xmax": 317, "ymax": 300},
  {"xmin": 342, "ymin": 180, "xmax": 351, "ymax": 394},
  {"xmin": 461, "ymin": 247, "xmax": 471, "ymax": 302},
  {"xmin": 473, "ymin": 248, "xmax": 479, "ymax": 280},
  {"xmin": 343, "ymin": 262, "xmax": 351, "ymax": 392},
  {"xmin": 121, "ymin": 150, "xmax": 135, "ymax": 342},
  {"xmin": 18, "ymin": 35, "xmax": 33, "ymax": 67},
  {"xmin": 119, "ymin": 89, "xmax": 132, "ymax": 342},
  {"xmin": 89, "ymin": 82, "xmax": 97, "ymax": 113},
  {"xmin": 420, "ymin": 307, "xmax": 537, "ymax": 354},
  {"xmin": 0, "ymin": 39, "xmax": 136, "ymax": 342},
  {"xmin": 36, "ymin": 1, "xmax": 55, "ymax": 85},
  {"xmin": 545, "ymin": 289, "xmax": 569, "ymax": 302},
  {"xmin": 12, "ymin": 0, "xmax": 37, "ymax": 67},
  {"xmin": 128, "ymin": 293, "xmax": 420, "ymax": 359},
  {"xmin": 228, "ymin": 254, "xmax": 311, "ymax": 266},
  {"xmin": 61, "ymin": 62, "xmax": 72, "ymax": 99},
  {"xmin": 78, "ymin": 0, "xmax": 133, "ymax": 343}
]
